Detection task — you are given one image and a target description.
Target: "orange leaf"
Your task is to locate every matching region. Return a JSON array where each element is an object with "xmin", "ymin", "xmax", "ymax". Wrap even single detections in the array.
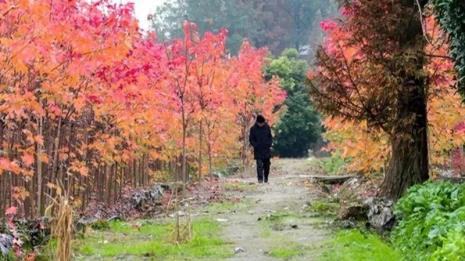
[{"xmin": 21, "ymin": 153, "xmax": 34, "ymax": 167}]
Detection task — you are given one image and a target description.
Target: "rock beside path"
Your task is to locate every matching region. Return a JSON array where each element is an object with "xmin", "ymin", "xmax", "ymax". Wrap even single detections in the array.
[
  {"xmin": 365, "ymin": 197, "xmax": 395, "ymax": 230},
  {"xmin": 0, "ymin": 234, "xmax": 13, "ymax": 256}
]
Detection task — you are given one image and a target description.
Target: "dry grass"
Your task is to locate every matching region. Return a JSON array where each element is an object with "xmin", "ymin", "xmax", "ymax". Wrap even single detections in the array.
[
  {"xmin": 170, "ymin": 185, "xmax": 193, "ymax": 244},
  {"xmin": 46, "ymin": 187, "xmax": 74, "ymax": 261},
  {"xmin": 171, "ymin": 206, "xmax": 193, "ymax": 244}
]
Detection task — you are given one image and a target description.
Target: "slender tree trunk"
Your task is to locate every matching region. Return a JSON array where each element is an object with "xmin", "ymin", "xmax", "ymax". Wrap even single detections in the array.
[
  {"xmin": 241, "ymin": 122, "xmax": 245, "ymax": 169},
  {"xmin": 51, "ymin": 118, "xmax": 62, "ymax": 184},
  {"xmin": 47, "ymin": 117, "xmax": 62, "ymax": 207},
  {"xmin": 181, "ymin": 105, "xmax": 187, "ymax": 183},
  {"xmin": 241, "ymin": 119, "xmax": 249, "ymax": 171},
  {"xmin": 207, "ymin": 141, "xmax": 213, "ymax": 177},
  {"xmin": 118, "ymin": 164, "xmax": 122, "ymax": 196},
  {"xmin": 107, "ymin": 164, "xmax": 112, "ymax": 204},
  {"xmin": 36, "ymin": 116, "xmax": 44, "ymax": 215},
  {"xmin": 198, "ymin": 120, "xmax": 203, "ymax": 180},
  {"xmin": 0, "ymin": 119, "xmax": 4, "ymax": 216}
]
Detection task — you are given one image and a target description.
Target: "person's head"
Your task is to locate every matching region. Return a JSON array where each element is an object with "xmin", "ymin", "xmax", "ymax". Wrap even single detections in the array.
[{"xmin": 256, "ymin": 114, "xmax": 266, "ymax": 127}]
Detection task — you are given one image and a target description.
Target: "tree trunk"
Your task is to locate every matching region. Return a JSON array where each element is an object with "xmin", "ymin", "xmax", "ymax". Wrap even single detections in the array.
[
  {"xmin": 207, "ymin": 141, "xmax": 213, "ymax": 178},
  {"xmin": 36, "ymin": 116, "xmax": 44, "ymax": 215},
  {"xmin": 181, "ymin": 100, "xmax": 187, "ymax": 183},
  {"xmin": 381, "ymin": 0, "xmax": 430, "ymax": 200},
  {"xmin": 381, "ymin": 80, "xmax": 429, "ymax": 200},
  {"xmin": 198, "ymin": 120, "xmax": 203, "ymax": 180},
  {"xmin": 241, "ymin": 121, "xmax": 248, "ymax": 171}
]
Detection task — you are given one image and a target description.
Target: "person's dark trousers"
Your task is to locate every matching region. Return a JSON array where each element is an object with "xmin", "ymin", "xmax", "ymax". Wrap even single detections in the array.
[{"xmin": 256, "ymin": 158, "xmax": 271, "ymax": 183}]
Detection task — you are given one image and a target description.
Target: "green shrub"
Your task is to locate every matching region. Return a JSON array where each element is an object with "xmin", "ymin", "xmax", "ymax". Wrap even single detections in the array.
[
  {"xmin": 431, "ymin": 227, "xmax": 465, "ymax": 261},
  {"xmin": 307, "ymin": 199, "xmax": 339, "ymax": 217},
  {"xmin": 90, "ymin": 220, "xmax": 110, "ymax": 230},
  {"xmin": 392, "ymin": 181, "xmax": 465, "ymax": 261},
  {"xmin": 215, "ymin": 160, "xmax": 241, "ymax": 177},
  {"xmin": 319, "ymin": 151, "xmax": 348, "ymax": 175}
]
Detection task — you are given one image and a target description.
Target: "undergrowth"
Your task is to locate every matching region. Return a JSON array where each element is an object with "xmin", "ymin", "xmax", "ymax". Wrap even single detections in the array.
[
  {"xmin": 306, "ymin": 199, "xmax": 340, "ymax": 217},
  {"xmin": 318, "ymin": 151, "xmax": 349, "ymax": 175},
  {"xmin": 268, "ymin": 243, "xmax": 305, "ymax": 260},
  {"xmin": 321, "ymin": 230, "xmax": 400, "ymax": 261},
  {"xmin": 73, "ymin": 218, "xmax": 232, "ymax": 260},
  {"xmin": 392, "ymin": 181, "xmax": 465, "ymax": 260}
]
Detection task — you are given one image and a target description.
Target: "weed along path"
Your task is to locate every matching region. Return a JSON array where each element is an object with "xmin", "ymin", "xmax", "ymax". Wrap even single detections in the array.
[
  {"xmin": 219, "ymin": 159, "xmax": 330, "ymax": 261},
  {"xmin": 72, "ymin": 159, "xmax": 331, "ymax": 260}
]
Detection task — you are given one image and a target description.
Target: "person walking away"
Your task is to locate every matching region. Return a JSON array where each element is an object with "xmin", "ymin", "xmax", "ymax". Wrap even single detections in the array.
[{"xmin": 249, "ymin": 115, "xmax": 273, "ymax": 183}]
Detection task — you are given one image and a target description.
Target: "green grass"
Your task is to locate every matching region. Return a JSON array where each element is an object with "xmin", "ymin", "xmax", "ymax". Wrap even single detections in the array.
[
  {"xmin": 258, "ymin": 210, "xmax": 326, "ymax": 259},
  {"xmin": 74, "ymin": 218, "xmax": 233, "ymax": 260},
  {"xmin": 206, "ymin": 199, "xmax": 250, "ymax": 214},
  {"xmin": 306, "ymin": 199, "xmax": 340, "ymax": 217},
  {"xmin": 258, "ymin": 211, "xmax": 296, "ymax": 237},
  {"xmin": 258, "ymin": 210, "xmax": 326, "ymax": 237},
  {"xmin": 268, "ymin": 243, "xmax": 305, "ymax": 260},
  {"xmin": 321, "ymin": 230, "xmax": 401, "ymax": 261}
]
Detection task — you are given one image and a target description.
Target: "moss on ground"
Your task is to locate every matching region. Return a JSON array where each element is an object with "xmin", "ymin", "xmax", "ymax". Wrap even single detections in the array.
[
  {"xmin": 305, "ymin": 198, "xmax": 340, "ymax": 217},
  {"xmin": 74, "ymin": 218, "xmax": 233, "ymax": 260},
  {"xmin": 256, "ymin": 210, "xmax": 326, "ymax": 260},
  {"xmin": 259, "ymin": 210, "xmax": 327, "ymax": 235},
  {"xmin": 205, "ymin": 199, "xmax": 251, "ymax": 214}
]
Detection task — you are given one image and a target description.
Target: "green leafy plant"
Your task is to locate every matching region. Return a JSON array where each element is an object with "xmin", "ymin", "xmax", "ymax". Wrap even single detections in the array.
[
  {"xmin": 431, "ymin": 227, "xmax": 465, "ymax": 261},
  {"xmin": 392, "ymin": 181, "xmax": 465, "ymax": 260},
  {"xmin": 319, "ymin": 151, "xmax": 349, "ymax": 175}
]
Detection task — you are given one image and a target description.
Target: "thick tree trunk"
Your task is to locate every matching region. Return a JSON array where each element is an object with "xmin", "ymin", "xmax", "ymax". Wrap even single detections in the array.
[
  {"xmin": 381, "ymin": 0, "xmax": 430, "ymax": 200},
  {"xmin": 381, "ymin": 80, "xmax": 429, "ymax": 200}
]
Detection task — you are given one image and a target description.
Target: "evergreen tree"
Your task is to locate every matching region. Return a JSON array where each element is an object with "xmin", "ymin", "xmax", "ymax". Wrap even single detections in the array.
[{"xmin": 266, "ymin": 49, "xmax": 322, "ymax": 157}]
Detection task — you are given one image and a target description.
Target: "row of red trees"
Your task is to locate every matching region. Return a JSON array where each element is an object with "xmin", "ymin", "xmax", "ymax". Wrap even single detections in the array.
[{"xmin": 0, "ymin": 0, "xmax": 285, "ymax": 217}]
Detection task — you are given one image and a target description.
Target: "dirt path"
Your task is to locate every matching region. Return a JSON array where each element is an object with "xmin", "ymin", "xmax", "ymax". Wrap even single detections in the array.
[
  {"xmin": 217, "ymin": 159, "xmax": 330, "ymax": 261},
  {"xmin": 71, "ymin": 158, "xmax": 332, "ymax": 261}
]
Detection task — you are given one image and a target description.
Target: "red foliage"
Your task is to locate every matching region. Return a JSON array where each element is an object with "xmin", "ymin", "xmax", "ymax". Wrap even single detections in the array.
[{"xmin": 0, "ymin": 0, "xmax": 284, "ymax": 217}]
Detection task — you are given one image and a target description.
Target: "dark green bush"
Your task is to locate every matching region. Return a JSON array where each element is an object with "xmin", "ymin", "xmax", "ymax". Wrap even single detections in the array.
[{"xmin": 392, "ymin": 181, "xmax": 465, "ymax": 260}]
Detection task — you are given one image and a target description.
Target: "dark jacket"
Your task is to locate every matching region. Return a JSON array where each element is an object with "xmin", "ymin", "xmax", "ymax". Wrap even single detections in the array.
[{"xmin": 249, "ymin": 122, "xmax": 273, "ymax": 159}]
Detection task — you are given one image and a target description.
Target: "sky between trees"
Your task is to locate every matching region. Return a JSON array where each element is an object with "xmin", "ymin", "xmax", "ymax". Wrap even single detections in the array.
[{"xmin": 116, "ymin": 0, "xmax": 167, "ymax": 31}]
